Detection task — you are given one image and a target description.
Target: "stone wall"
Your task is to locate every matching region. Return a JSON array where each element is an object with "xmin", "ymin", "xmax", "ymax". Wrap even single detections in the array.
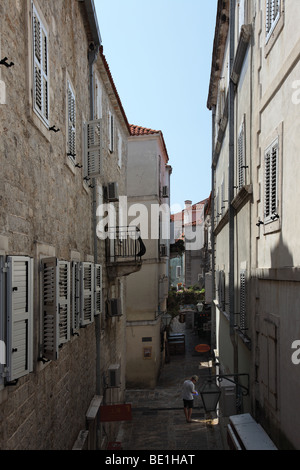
[{"xmin": 0, "ymin": 0, "xmax": 130, "ymax": 449}]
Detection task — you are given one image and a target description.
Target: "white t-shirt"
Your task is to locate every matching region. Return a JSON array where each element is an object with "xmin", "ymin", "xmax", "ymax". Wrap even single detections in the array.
[{"xmin": 182, "ymin": 379, "xmax": 195, "ymax": 400}]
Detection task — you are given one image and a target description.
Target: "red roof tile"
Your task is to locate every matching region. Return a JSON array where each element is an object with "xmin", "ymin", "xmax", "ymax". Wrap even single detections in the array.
[
  {"xmin": 130, "ymin": 125, "xmax": 169, "ymax": 162},
  {"xmin": 130, "ymin": 125, "xmax": 161, "ymax": 136}
]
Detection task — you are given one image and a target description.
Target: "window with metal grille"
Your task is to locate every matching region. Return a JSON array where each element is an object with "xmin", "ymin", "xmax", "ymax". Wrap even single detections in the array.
[
  {"xmin": 264, "ymin": 139, "xmax": 278, "ymax": 223},
  {"xmin": 266, "ymin": 0, "xmax": 281, "ymax": 42}
]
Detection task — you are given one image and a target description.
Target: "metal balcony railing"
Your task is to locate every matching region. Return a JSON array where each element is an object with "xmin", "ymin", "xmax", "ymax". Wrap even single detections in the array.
[{"xmin": 105, "ymin": 226, "xmax": 146, "ymax": 264}]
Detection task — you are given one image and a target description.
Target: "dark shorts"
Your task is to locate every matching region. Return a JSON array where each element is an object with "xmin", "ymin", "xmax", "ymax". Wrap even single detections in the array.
[{"xmin": 183, "ymin": 399, "xmax": 194, "ymax": 409}]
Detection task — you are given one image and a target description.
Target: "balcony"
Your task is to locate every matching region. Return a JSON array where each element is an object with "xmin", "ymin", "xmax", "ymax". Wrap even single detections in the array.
[{"xmin": 105, "ymin": 226, "xmax": 146, "ymax": 279}]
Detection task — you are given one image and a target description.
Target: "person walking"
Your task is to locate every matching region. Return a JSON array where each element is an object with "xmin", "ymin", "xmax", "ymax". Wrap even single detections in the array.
[{"xmin": 182, "ymin": 375, "xmax": 199, "ymax": 423}]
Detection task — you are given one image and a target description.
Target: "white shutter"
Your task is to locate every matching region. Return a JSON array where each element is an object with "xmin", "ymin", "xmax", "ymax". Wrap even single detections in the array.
[
  {"xmin": 58, "ymin": 261, "xmax": 70, "ymax": 345},
  {"xmin": 264, "ymin": 139, "xmax": 278, "ymax": 222},
  {"xmin": 7, "ymin": 256, "xmax": 33, "ymax": 381},
  {"xmin": 32, "ymin": 4, "xmax": 49, "ymax": 124},
  {"xmin": 72, "ymin": 261, "xmax": 81, "ymax": 334},
  {"xmin": 94, "ymin": 264, "xmax": 102, "ymax": 316},
  {"xmin": 83, "ymin": 119, "xmax": 103, "ymax": 178},
  {"xmin": 80, "ymin": 262, "xmax": 94, "ymax": 325},
  {"xmin": 41, "ymin": 257, "xmax": 59, "ymax": 361},
  {"xmin": 238, "ymin": 120, "xmax": 246, "ymax": 189},
  {"xmin": 67, "ymin": 81, "xmax": 76, "ymax": 161}
]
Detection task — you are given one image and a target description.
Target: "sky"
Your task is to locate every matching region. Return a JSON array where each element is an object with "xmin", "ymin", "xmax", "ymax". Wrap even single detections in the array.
[{"xmin": 94, "ymin": 0, "xmax": 217, "ymax": 212}]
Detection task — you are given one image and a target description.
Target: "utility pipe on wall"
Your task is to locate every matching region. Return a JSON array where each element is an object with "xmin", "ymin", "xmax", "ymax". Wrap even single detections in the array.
[{"xmin": 228, "ymin": 0, "xmax": 238, "ymax": 375}]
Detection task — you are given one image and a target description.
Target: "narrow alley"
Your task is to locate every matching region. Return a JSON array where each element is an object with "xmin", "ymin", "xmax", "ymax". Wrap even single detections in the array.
[{"xmin": 117, "ymin": 318, "xmax": 224, "ymax": 451}]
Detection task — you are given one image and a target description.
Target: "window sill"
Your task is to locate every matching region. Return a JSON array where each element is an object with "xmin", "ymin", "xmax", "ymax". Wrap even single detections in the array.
[{"xmin": 263, "ymin": 217, "xmax": 281, "ymax": 235}]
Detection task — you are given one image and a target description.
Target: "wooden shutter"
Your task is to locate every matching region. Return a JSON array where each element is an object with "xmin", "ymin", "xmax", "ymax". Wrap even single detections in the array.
[
  {"xmin": 58, "ymin": 261, "xmax": 70, "ymax": 345},
  {"xmin": 94, "ymin": 264, "xmax": 102, "ymax": 316},
  {"xmin": 41, "ymin": 257, "xmax": 59, "ymax": 361},
  {"xmin": 67, "ymin": 82, "xmax": 76, "ymax": 161},
  {"xmin": 80, "ymin": 262, "xmax": 94, "ymax": 325},
  {"xmin": 6, "ymin": 256, "xmax": 33, "ymax": 381},
  {"xmin": 83, "ymin": 119, "xmax": 102, "ymax": 178},
  {"xmin": 32, "ymin": 4, "xmax": 49, "ymax": 124},
  {"xmin": 72, "ymin": 261, "xmax": 81, "ymax": 334}
]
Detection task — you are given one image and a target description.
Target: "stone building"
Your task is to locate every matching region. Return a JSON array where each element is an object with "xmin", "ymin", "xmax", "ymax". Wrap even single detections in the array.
[
  {"xmin": 125, "ymin": 125, "xmax": 172, "ymax": 388},
  {"xmin": 207, "ymin": 0, "xmax": 300, "ymax": 449},
  {"xmin": 0, "ymin": 0, "xmax": 140, "ymax": 450}
]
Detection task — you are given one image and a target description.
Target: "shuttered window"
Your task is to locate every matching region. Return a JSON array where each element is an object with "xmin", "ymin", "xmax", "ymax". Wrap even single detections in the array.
[
  {"xmin": 32, "ymin": 3, "xmax": 49, "ymax": 125},
  {"xmin": 83, "ymin": 119, "xmax": 103, "ymax": 178},
  {"xmin": 109, "ymin": 111, "xmax": 114, "ymax": 153},
  {"xmin": 72, "ymin": 261, "xmax": 81, "ymax": 334},
  {"xmin": 40, "ymin": 258, "xmax": 71, "ymax": 361},
  {"xmin": 238, "ymin": 120, "xmax": 246, "ymax": 189},
  {"xmin": 240, "ymin": 270, "xmax": 247, "ymax": 331},
  {"xmin": 6, "ymin": 256, "xmax": 33, "ymax": 382},
  {"xmin": 218, "ymin": 270, "xmax": 225, "ymax": 311},
  {"xmin": 80, "ymin": 262, "xmax": 94, "ymax": 326},
  {"xmin": 67, "ymin": 81, "xmax": 76, "ymax": 162},
  {"xmin": 264, "ymin": 139, "xmax": 278, "ymax": 223},
  {"xmin": 94, "ymin": 264, "xmax": 103, "ymax": 316},
  {"xmin": 266, "ymin": 0, "xmax": 281, "ymax": 41}
]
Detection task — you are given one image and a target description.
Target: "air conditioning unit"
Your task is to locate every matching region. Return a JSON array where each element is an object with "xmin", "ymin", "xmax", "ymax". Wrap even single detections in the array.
[
  {"xmin": 162, "ymin": 185, "xmax": 168, "ymax": 198},
  {"xmin": 108, "ymin": 298, "xmax": 122, "ymax": 317},
  {"xmin": 160, "ymin": 244, "xmax": 167, "ymax": 257},
  {"xmin": 108, "ymin": 364, "xmax": 121, "ymax": 387},
  {"xmin": 107, "ymin": 182, "xmax": 118, "ymax": 202}
]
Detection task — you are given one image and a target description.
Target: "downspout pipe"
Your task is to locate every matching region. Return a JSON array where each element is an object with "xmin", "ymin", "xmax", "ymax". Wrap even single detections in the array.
[
  {"xmin": 85, "ymin": 0, "xmax": 101, "ymax": 399},
  {"xmin": 228, "ymin": 0, "xmax": 238, "ymax": 375},
  {"xmin": 211, "ymin": 105, "xmax": 216, "ymax": 350},
  {"xmin": 88, "ymin": 45, "xmax": 102, "ymax": 401}
]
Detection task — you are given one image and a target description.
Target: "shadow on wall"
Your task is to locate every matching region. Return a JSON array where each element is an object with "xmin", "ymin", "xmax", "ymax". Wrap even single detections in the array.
[{"xmin": 270, "ymin": 233, "xmax": 294, "ymax": 269}]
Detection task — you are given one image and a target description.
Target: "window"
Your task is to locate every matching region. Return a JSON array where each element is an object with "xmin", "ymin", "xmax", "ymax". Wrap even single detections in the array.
[
  {"xmin": 240, "ymin": 269, "xmax": 247, "ymax": 331},
  {"xmin": 238, "ymin": 119, "xmax": 246, "ymax": 189},
  {"xmin": 176, "ymin": 266, "xmax": 181, "ymax": 278},
  {"xmin": 95, "ymin": 75, "xmax": 102, "ymax": 119},
  {"xmin": 32, "ymin": 2, "xmax": 49, "ymax": 125},
  {"xmin": 40, "ymin": 258, "xmax": 71, "ymax": 361},
  {"xmin": 67, "ymin": 81, "xmax": 76, "ymax": 162},
  {"xmin": 109, "ymin": 111, "xmax": 114, "ymax": 153},
  {"xmin": 0, "ymin": 256, "xmax": 34, "ymax": 382},
  {"xmin": 118, "ymin": 130, "xmax": 122, "ymax": 168},
  {"xmin": 264, "ymin": 139, "xmax": 278, "ymax": 223},
  {"xmin": 83, "ymin": 119, "xmax": 103, "ymax": 178},
  {"xmin": 266, "ymin": 0, "xmax": 281, "ymax": 42}
]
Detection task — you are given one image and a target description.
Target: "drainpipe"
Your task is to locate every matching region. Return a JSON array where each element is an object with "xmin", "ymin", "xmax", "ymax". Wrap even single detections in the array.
[
  {"xmin": 88, "ymin": 44, "xmax": 101, "ymax": 396},
  {"xmin": 211, "ymin": 105, "xmax": 216, "ymax": 350},
  {"xmin": 228, "ymin": 0, "xmax": 238, "ymax": 375}
]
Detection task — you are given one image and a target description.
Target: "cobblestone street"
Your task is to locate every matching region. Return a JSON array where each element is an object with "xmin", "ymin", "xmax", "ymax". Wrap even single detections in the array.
[{"xmin": 117, "ymin": 319, "xmax": 224, "ymax": 451}]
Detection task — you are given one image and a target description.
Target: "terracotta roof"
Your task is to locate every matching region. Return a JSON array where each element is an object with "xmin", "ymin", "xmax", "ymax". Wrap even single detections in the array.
[
  {"xmin": 130, "ymin": 125, "xmax": 161, "ymax": 136},
  {"xmin": 171, "ymin": 198, "xmax": 210, "ymax": 226},
  {"xmin": 130, "ymin": 124, "xmax": 169, "ymax": 162}
]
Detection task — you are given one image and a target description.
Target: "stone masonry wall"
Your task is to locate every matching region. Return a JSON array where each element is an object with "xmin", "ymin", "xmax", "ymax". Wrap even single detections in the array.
[{"xmin": 0, "ymin": 0, "xmax": 130, "ymax": 449}]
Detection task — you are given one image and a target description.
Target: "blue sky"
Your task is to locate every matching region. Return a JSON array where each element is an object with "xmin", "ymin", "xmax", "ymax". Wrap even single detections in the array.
[{"xmin": 94, "ymin": 0, "xmax": 217, "ymax": 211}]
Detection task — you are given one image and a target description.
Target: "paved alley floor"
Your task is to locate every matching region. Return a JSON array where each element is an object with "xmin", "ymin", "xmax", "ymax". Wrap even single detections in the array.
[{"xmin": 117, "ymin": 320, "xmax": 224, "ymax": 451}]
